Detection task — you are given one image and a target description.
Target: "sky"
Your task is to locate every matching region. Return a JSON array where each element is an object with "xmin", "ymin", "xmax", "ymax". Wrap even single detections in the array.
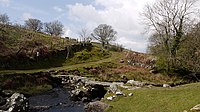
[{"xmin": 0, "ymin": 0, "xmax": 155, "ymax": 53}]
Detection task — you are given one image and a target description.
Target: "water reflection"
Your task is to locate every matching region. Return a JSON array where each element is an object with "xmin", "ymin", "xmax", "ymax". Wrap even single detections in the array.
[{"xmin": 28, "ymin": 87, "xmax": 85, "ymax": 112}]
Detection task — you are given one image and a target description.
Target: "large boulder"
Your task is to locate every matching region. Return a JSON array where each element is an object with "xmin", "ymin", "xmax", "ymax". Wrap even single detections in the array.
[
  {"xmin": 85, "ymin": 101, "xmax": 110, "ymax": 112},
  {"xmin": 0, "ymin": 93, "xmax": 29, "ymax": 112},
  {"xmin": 163, "ymin": 84, "xmax": 171, "ymax": 88},
  {"xmin": 108, "ymin": 84, "xmax": 118, "ymax": 93}
]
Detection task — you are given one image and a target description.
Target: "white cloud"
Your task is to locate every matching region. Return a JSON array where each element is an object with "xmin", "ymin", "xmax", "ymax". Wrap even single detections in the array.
[
  {"xmin": 53, "ymin": 6, "xmax": 63, "ymax": 12},
  {"xmin": 67, "ymin": 0, "xmax": 155, "ymax": 52},
  {"xmin": 22, "ymin": 13, "xmax": 33, "ymax": 20},
  {"xmin": 67, "ymin": 3, "xmax": 101, "ymax": 23},
  {"xmin": 0, "ymin": 0, "xmax": 10, "ymax": 6},
  {"xmin": 116, "ymin": 36, "xmax": 148, "ymax": 53},
  {"xmin": 63, "ymin": 26, "xmax": 77, "ymax": 38}
]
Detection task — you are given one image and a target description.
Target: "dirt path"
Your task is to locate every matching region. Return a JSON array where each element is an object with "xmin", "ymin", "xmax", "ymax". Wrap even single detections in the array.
[{"xmin": 0, "ymin": 52, "xmax": 123, "ymax": 74}]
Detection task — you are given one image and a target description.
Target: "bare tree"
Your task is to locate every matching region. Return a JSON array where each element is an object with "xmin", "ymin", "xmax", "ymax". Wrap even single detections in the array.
[
  {"xmin": 24, "ymin": 18, "xmax": 43, "ymax": 32},
  {"xmin": 0, "ymin": 13, "xmax": 9, "ymax": 24},
  {"xmin": 78, "ymin": 28, "xmax": 91, "ymax": 42},
  {"xmin": 91, "ymin": 24, "xmax": 117, "ymax": 48},
  {"xmin": 44, "ymin": 20, "xmax": 64, "ymax": 36},
  {"xmin": 142, "ymin": 0, "xmax": 199, "ymax": 70}
]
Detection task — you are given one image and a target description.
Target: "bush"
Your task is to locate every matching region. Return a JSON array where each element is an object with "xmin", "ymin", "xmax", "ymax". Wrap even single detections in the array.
[
  {"xmin": 67, "ymin": 47, "xmax": 111, "ymax": 65},
  {"xmin": 108, "ymin": 44, "xmax": 124, "ymax": 52},
  {"xmin": 75, "ymin": 49, "xmax": 92, "ymax": 60}
]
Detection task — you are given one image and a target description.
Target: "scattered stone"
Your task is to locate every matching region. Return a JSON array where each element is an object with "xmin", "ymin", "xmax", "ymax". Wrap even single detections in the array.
[
  {"xmin": 163, "ymin": 84, "xmax": 171, "ymax": 88},
  {"xmin": 149, "ymin": 70, "xmax": 158, "ymax": 74},
  {"xmin": 147, "ymin": 85, "xmax": 153, "ymax": 88},
  {"xmin": 119, "ymin": 59, "xmax": 124, "ymax": 63},
  {"xmin": 82, "ymin": 97, "xmax": 89, "ymax": 102},
  {"xmin": 2, "ymin": 90, "xmax": 14, "ymax": 97},
  {"xmin": 120, "ymin": 85, "xmax": 129, "ymax": 89},
  {"xmin": 128, "ymin": 86, "xmax": 141, "ymax": 90},
  {"xmin": 0, "ymin": 93, "xmax": 29, "ymax": 112},
  {"xmin": 190, "ymin": 104, "xmax": 200, "ymax": 111},
  {"xmin": 128, "ymin": 93, "xmax": 133, "ymax": 96},
  {"xmin": 107, "ymin": 96, "xmax": 114, "ymax": 101},
  {"xmin": 62, "ymin": 75, "xmax": 107, "ymax": 102},
  {"xmin": 56, "ymin": 75, "xmax": 145, "ymax": 103},
  {"xmin": 115, "ymin": 91, "xmax": 123, "ymax": 95},
  {"xmin": 127, "ymin": 80, "xmax": 145, "ymax": 86},
  {"xmin": 85, "ymin": 101, "xmax": 110, "ymax": 112}
]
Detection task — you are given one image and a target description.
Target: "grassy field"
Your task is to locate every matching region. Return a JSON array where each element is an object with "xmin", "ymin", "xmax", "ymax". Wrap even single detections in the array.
[{"xmin": 104, "ymin": 83, "xmax": 200, "ymax": 112}]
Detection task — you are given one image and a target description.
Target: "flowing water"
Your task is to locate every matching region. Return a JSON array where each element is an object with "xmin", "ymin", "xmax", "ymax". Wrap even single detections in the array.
[{"xmin": 28, "ymin": 87, "xmax": 85, "ymax": 112}]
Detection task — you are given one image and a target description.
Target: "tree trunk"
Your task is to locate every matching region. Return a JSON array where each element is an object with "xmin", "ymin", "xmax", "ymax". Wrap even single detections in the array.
[{"xmin": 102, "ymin": 41, "xmax": 105, "ymax": 48}]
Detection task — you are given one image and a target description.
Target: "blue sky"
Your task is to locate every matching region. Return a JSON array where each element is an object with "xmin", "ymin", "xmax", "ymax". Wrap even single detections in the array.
[{"xmin": 0, "ymin": 0, "xmax": 156, "ymax": 52}]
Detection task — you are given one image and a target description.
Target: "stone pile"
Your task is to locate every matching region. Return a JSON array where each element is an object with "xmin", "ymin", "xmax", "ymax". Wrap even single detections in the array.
[
  {"xmin": 0, "ymin": 91, "xmax": 29, "ymax": 112},
  {"xmin": 57, "ymin": 75, "xmax": 108, "ymax": 102}
]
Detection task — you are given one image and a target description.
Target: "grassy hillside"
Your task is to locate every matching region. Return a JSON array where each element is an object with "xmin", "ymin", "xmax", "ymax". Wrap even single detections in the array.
[
  {"xmin": 104, "ymin": 83, "xmax": 200, "ymax": 112},
  {"xmin": 0, "ymin": 24, "xmax": 112, "ymax": 70},
  {"xmin": 0, "ymin": 24, "xmax": 76, "ymax": 56}
]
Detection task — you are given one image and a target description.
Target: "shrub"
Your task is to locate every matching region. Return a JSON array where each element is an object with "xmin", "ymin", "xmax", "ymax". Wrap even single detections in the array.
[{"xmin": 108, "ymin": 44, "xmax": 124, "ymax": 52}]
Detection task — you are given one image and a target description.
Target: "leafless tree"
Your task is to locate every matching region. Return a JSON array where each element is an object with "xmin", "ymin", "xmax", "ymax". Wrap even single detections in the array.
[
  {"xmin": 0, "ymin": 13, "xmax": 9, "ymax": 24},
  {"xmin": 91, "ymin": 24, "xmax": 117, "ymax": 48},
  {"xmin": 78, "ymin": 28, "xmax": 92, "ymax": 42},
  {"xmin": 44, "ymin": 20, "xmax": 64, "ymax": 36},
  {"xmin": 24, "ymin": 18, "xmax": 43, "ymax": 32},
  {"xmin": 142, "ymin": 0, "xmax": 199, "ymax": 70}
]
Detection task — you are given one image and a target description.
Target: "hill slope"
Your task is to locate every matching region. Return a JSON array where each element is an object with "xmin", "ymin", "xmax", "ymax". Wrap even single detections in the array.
[
  {"xmin": 0, "ymin": 24, "xmax": 91, "ymax": 69},
  {"xmin": 0, "ymin": 24, "xmax": 77, "ymax": 56}
]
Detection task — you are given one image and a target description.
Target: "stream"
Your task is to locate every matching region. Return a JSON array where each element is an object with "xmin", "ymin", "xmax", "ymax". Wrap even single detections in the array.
[{"xmin": 28, "ymin": 87, "xmax": 85, "ymax": 112}]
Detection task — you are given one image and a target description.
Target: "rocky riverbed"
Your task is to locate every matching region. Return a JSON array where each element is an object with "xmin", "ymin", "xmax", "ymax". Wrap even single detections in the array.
[{"xmin": 0, "ymin": 72, "xmax": 176, "ymax": 112}]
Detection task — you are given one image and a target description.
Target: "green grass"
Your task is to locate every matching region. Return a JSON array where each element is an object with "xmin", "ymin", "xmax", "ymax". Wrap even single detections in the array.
[
  {"xmin": 0, "ymin": 24, "xmax": 80, "ymax": 70},
  {"xmin": 0, "ymin": 24, "xmax": 76, "ymax": 51},
  {"xmin": 64, "ymin": 46, "xmax": 111, "ymax": 65},
  {"xmin": 0, "ymin": 51, "xmax": 122, "ymax": 74},
  {"xmin": 17, "ymin": 84, "xmax": 52, "ymax": 95},
  {"xmin": 123, "ymin": 71, "xmax": 184, "ymax": 85},
  {"xmin": 104, "ymin": 83, "xmax": 200, "ymax": 112}
]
